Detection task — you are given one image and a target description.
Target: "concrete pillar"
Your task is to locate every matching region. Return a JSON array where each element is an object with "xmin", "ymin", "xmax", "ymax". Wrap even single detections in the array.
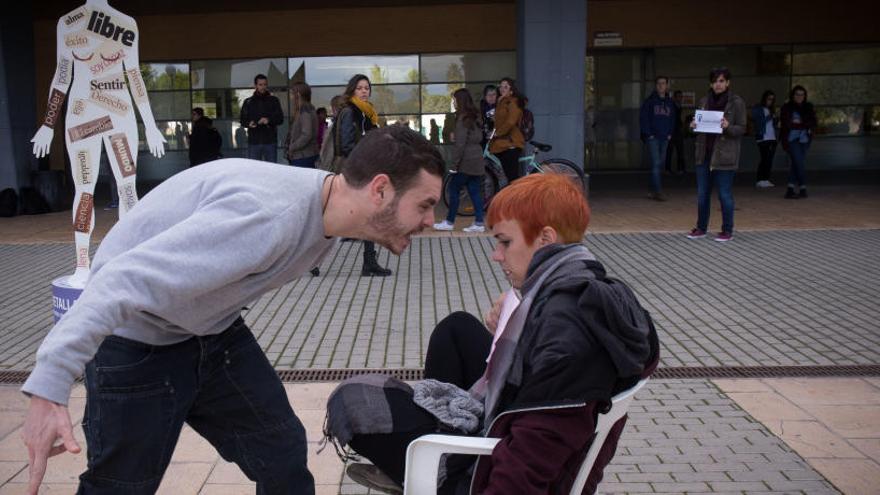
[
  {"xmin": 517, "ymin": 0, "xmax": 586, "ymax": 168},
  {"xmin": 0, "ymin": 7, "xmax": 37, "ymax": 192}
]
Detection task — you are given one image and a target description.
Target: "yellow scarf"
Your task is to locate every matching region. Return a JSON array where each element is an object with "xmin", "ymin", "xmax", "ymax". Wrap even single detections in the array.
[{"xmin": 349, "ymin": 97, "xmax": 379, "ymax": 126}]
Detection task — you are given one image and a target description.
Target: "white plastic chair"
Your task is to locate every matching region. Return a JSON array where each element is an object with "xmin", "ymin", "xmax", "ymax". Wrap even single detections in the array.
[{"xmin": 402, "ymin": 378, "xmax": 648, "ymax": 495}]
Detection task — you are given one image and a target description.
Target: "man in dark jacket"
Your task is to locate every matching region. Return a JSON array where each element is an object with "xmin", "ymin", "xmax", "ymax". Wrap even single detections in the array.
[
  {"xmin": 189, "ymin": 107, "xmax": 222, "ymax": 166},
  {"xmin": 239, "ymin": 74, "xmax": 284, "ymax": 163},
  {"xmin": 640, "ymin": 76, "xmax": 677, "ymax": 201}
]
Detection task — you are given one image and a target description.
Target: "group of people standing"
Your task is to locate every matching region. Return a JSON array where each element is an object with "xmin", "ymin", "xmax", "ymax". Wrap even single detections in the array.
[
  {"xmin": 752, "ymin": 85, "xmax": 817, "ymax": 198},
  {"xmin": 640, "ymin": 70, "xmax": 818, "ymax": 242},
  {"xmin": 433, "ymin": 77, "xmax": 531, "ymax": 233}
]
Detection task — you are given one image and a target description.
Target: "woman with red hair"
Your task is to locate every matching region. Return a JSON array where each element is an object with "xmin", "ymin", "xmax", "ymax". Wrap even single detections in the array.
[{"xmin": 329, "ymin": 173, "xmax": 659, "ymax": 495}]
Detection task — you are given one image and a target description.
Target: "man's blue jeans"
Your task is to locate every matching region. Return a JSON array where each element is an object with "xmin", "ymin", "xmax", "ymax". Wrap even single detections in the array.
[
  {"xmin": 647, "ymin": 138, "xmax": 669, "ymax": 194},
  {"xmin": 446, "ymin": 172, "xmax": 484, "ymax": 224},
  {"xmin": 248, "ymin": 143, "xmax": 278, "ymax": 163},
  {"xmin": 78, "ymin": 318, "xmax": 314, "ymax": 494},
  {"xmin": 695, "ymin": 160, "xmax": 736, "ymax": 234}
]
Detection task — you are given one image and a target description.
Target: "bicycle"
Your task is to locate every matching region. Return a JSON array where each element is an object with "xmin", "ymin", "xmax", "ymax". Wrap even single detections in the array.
[{"xmin": 443, "ymin": 139, "xmax": 586, "ymax": 217}]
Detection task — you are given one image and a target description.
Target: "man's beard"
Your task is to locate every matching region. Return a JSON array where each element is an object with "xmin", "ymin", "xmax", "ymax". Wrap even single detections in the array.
[{"xmin": 367, "ymin": 197, "xmax": 408, "ymax": 249}]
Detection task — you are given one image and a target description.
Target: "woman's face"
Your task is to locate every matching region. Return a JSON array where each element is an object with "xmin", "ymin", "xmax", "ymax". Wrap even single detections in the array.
[
  {"xmin": 765, "ymin": 94, "xmax": 775, "ymax": 107},
  {"xmin": 793, "ymin": 90, "xmax": 806, "ymax": 104},
  {"xmin": 711, "ymin": 76, "xmax": 730, "ymax": 95},
  {"xmin": 491, "ymin": 219, "xmax": 547, "ymax": 289},
  {"xmin": 498, "ymin": 81, "xmax": 512, "ymax": 98},
  {"xmin": 355, "ymin": 80, "xmax": 371, "ymax": 101},
  {"xmin": 485, "ymin": 89, "xmax": 498, "ymax": 105}
]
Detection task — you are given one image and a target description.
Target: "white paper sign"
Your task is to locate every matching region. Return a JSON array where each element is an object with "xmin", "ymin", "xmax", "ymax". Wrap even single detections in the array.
[{"xmin": 694, "ymin": 110, "xmax": 724, "ymax": 134}]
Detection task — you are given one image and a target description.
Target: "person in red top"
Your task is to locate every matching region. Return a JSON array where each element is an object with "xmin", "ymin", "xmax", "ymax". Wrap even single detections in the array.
[{"xmin": 340, "ymin": 173, "xmax": 659, "ymax": 494}]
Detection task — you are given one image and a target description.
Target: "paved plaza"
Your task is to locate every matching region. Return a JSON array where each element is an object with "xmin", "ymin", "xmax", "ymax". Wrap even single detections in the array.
[
  {"xmin": 2, "ymin": 230, "xmax": 879, "ymax": 371},
  {"xmin": 0, "ymin": 182, "xmax": 878, "ymax": 493}
]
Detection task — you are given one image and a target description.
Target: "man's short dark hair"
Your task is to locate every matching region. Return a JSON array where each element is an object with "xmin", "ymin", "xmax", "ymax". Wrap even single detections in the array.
[
  {"xmin": 342, "ymin": 126, "xmax": 445, "ymax": 193},
  {"xmin": 254, "ymin": 74, "xmax": 268, "ymax": 85},
  {"xmin": 709, "ymin": 67, "xmax": 731, "ymax": 82},
  {"xmin": 655, "ymin": 76, "xmax": 669, "ymax": 84},
  {"xmin": 192, "ymin": 107, "xmax": 205, "ymax": 117}
]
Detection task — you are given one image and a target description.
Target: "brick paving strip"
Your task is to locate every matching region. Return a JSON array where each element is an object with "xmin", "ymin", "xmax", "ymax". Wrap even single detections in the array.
[{"xmin": 2, "ymin": 230, "xmax": 878, "ymax": 371}]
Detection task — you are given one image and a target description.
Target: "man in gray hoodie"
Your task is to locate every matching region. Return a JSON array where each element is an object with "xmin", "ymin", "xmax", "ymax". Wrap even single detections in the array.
[{"xmin": 20, "ymin": 125, "xmax": 444, "ymax": 495}]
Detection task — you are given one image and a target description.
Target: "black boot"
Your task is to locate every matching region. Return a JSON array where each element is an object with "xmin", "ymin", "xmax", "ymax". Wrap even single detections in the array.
[
  {"xmin": 784, "ymin": 187, "xmax": 797, "ymax": 199},
  {"xmin": 798, "ymin": 188, "xmax": 808, "ymax": 199},
  {"xmin": 310, "ymin": 267, "xmax": 320, "ymax": 277},
  {"xmin": 362, "ymin": 241, "xmax": 392, "ymax": 277}
]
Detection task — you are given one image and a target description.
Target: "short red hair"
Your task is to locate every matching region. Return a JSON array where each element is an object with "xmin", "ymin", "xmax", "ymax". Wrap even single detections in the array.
[{"xmin": 487, "ymin": 173, "xmax": 590, "ymax": 244}]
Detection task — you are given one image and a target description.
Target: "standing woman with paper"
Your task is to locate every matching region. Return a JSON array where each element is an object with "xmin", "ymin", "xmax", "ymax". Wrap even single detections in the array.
[{"xmin": 686, "ymin": 67, "xmax": 746, "ymax": 243}]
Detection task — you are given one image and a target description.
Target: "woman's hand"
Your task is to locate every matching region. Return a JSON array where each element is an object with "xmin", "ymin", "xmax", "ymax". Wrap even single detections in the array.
[
  {"xmin": 484, "ymin": 292, "xmax": 506, "ymax": 335},
  {"xmin": 721, "ymin": 117, "xmax": 730, "ymax": 130}
]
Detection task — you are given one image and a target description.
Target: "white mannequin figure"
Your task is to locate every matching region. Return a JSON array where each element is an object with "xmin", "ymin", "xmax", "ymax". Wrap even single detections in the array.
[{"xmin": 31, "ymin": 0, "xmax": 165, "ymax": 288}]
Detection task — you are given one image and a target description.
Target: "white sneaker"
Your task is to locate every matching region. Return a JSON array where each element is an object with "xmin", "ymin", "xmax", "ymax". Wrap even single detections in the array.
[
  {"xmin": 433, "ymin": 220, "xmax": 454, "ymax": 231},
  {"xmin": 463, "ymin": 224, "xmax": 486, "ymax": 233},
  {"xmin": 765, "ymin": 180, "xmax": 775, "ymax": 187}
]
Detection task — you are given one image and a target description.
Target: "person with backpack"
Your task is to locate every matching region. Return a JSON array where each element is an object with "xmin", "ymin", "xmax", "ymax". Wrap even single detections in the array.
[{"xmin": 489, "ymin": 77, "xmax": 527, "ymax": 183}]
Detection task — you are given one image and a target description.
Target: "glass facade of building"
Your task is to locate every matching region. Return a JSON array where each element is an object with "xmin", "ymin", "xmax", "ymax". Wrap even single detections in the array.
[
  {"xmin": 585, "ymin": 43, "xmax": 880, "ymax": 171},
  {"xmin": 133, "ymin": 52, "xmax": 515, "ymax": 180}
]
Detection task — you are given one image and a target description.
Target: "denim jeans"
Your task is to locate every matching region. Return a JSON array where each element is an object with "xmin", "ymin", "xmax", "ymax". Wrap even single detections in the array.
[
  {"xmin": 695, "ymin": 160, "xmax": 735, "ymax": 234},
  {"xmin": 786, "ymin": 141, "xmax": 809, "ymax": 188},
  {"xmin": 446, "ymin": 173, "xmax": 484, "ymax": 224},
  {"xmin": 288, "ymin": 155, "xmax": 318, "ymax": 168},
  {"xmin": 647, "ymin": 138, "xmax": 669, "ymax": 193},
  {"xmin": 78, "ymin": 319, "xmax": 314, "ymax": 494},
  {"xmin": 248, "ymin": 143, "xmax": 278, "ymax": 163}
]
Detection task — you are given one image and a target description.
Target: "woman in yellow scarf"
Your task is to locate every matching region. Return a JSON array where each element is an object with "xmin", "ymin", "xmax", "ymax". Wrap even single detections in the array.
[{"xmin": 334, "ymin": 74, "xmax": 392, "ymax": 277}]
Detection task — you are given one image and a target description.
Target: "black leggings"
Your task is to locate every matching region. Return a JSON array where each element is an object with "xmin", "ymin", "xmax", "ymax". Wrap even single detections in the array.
[
  {"xmin": 347, "ymin": 312, "xmax": 492, "ymax": 490},
  {"xmin": 494, "ymin": 148, "xmax": 523, "ymax": 183}
]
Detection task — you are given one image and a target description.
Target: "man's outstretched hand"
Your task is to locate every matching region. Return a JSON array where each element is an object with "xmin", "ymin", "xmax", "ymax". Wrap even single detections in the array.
[{"xmin": 22, "ymin": 396, "xmax": 81, "ymax": 495}]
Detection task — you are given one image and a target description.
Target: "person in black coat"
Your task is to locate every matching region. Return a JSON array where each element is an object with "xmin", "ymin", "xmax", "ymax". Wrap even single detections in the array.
[{"xmin": 188, "ymin": 107, "xmax": 222, "ymax": 166}]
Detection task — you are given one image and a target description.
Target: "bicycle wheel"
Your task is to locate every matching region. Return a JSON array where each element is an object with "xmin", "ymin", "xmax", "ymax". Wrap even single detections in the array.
[
  {"xmin": 536, "ymin": 158, "xmax": 588, "ymax": 195},
  {"xmin": 482, "ymin": 168, "xmax": 501, "ymax": 211},
  {"xmin": 443, "ymin": 173, "xmax": 477, "ymax": 217}
]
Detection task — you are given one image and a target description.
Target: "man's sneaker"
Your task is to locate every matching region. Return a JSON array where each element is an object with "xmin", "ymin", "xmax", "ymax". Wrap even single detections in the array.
[
  {"xmin": 756, "ymin": 180, "xmax": 774, "ymax": 188},
  {"xmin": 433, "ymin": 220, "xmax": 454, "ymax": 231},
  {"xmin": 714, "ymin": 231, "xmax": 733, "ymax": 242},
  {"xmin": 686, "ymin": 228, "xmax": 706, "ymax": 239},
  {"xmin": 784, "ymin": 187, "xmax": 797, "ymax": 199},
  {"xmin": 798, "ymin": 188, "xmax": 808, "ymax": 199},
  {"xmin": 648, "ymin": 192, "xmax": 667, "ymax": 202},
  {"xmin": 463, "ymin": 223, "xmax": 485, "ymax": 233},
  {"xmin": 346, "ymin": 463, "xmax": 402, "ymax": 494}
]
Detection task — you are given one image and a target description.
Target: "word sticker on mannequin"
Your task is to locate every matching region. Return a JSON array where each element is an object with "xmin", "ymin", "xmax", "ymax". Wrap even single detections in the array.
[{"xmin": 31, "ymin": 0, "xmax": 165, "ymax": 289}]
